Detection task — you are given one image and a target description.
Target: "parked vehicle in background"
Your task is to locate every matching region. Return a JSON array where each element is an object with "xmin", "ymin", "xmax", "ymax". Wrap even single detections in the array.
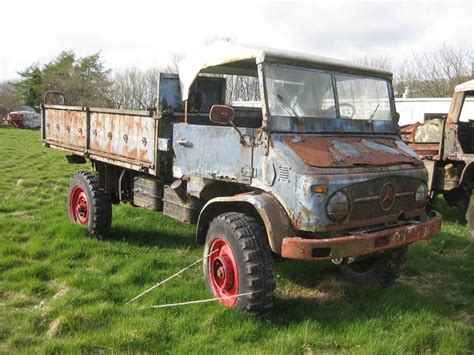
[
  {"xmin": 4, "ymin": 111, "xmax": 41, "ymax": 128},
  {"xmin": 401, "ymin": 80, "xmax": 474, "ymax": 235},
  {"xmin": 41, "ymin": 42, "xmax": 441, "ymax": 314}
]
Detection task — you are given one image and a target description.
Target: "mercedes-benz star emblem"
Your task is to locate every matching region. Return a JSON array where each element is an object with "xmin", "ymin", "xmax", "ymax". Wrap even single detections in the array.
[{"xmin": 379, "ymin": 182, "xmax": 395, "ymax": 211}]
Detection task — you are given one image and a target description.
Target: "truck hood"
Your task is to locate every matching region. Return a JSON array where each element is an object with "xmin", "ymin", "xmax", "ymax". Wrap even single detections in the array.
[{"xmin": 281, "ymin": 135, "xmax": 422, "ymax": 168}]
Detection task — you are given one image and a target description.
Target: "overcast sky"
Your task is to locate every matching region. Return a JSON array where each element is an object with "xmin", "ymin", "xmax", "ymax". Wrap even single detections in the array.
[{"xmin": 0, "ymin": 0, "xmax": 472, "ymax": 81}]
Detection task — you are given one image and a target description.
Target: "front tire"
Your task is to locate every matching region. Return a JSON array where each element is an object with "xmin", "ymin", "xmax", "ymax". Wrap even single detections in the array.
[
  {"xmin": 339, "ymin": 246, "xmax": 408, "ymax": 287},
  {"xmin": 203, "ymin": 212, "xmax": 275, "ymax": 315},
  {"xmin": 67, "ymin": 171, "xmax": 112, "ymax": 236}
]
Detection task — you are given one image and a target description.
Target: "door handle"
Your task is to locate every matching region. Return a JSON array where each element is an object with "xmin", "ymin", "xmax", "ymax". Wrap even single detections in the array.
[{"xmin": 177, "ymin": 138, "xmax": 193, "ymax": 147}]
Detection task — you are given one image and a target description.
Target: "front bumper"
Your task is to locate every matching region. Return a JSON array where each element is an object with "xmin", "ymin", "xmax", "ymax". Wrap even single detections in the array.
[{"xmin": 281, "ymin": 212, "xmax": 442, "ymax": 261}]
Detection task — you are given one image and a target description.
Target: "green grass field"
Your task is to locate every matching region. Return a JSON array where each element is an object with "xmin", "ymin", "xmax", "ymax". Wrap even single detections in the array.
[{"xmin": 0, "ymin": 125, "xmax": 473, "ymax": 353}]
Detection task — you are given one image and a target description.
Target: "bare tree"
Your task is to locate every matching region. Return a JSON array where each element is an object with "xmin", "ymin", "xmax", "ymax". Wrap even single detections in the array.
[
  {"xmin": 164, "ymin": 52, "xmax": 186, "ymax": 74},
  {"xmin": 353, "ymin": 52, "xmax": 393, "ymax": 72},
  {"xmin": 108, "ymin": 68, "xmax": 160, "ymax": 110},
  {"xmin": 406, "ymin": 43, "xmax": 473, "ymax": 97},
  {"xmin": 202, "ymin": 34, "xmax": 234, "ymax": 46},
  {"xmin": 354, "ymin": 43, "xmax": 473, "ymax": 98},
  {"xmin": 225, "ymin": 75, "xmax": 260, "ymax": 104},
  {"xmin": 0, "ymin": 82, "xmax": 22, "ymax": 118}
]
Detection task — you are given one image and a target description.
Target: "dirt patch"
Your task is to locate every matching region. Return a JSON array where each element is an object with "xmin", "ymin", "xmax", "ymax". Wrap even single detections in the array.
[
  {"xmin": 0, "ymin": 211, "xmax": 30, "ymax": 218},
  {"xmin": 456, "ymin": 311, "xmax": 473, "ymax": 323},
  {"xmin": 53, "ymin": 284, "xmax": 70, "ymax": 300},
  {"xmin": 46, "ymin": 317, "xmax": 63, "ymax": 339},
  {"xmin": 400, "ymin": 272, "xmax": 443, "ymax": 295},
  {"xmin": 34, "ymin": 300, "xmax": 51, "ymax": 319},
  {"xmin": 277, "ymin": 276, "xmax": 346, "ymax": 305},
  {"xmin": 5, "ymin": 291, "xmax": 36, "ymax": 308},
  {"xmin": 401, "ymin": 272, "xmax": 469, "ymax": 308},
  {"xmin": 400, "ymin": 272, "xmax": 467, "ymax": 302}
]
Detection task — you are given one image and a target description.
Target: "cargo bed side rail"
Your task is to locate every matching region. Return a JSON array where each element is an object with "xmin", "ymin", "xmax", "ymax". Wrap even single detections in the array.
[{"xmin": 41, "ymin": 104, "xmax": 158, "ymax": 175}]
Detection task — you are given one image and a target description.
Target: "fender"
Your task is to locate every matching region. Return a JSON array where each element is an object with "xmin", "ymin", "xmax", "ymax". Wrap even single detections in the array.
[{"xmin": 196, "ymin": 193, "xmax": 294, "ymax": 254}]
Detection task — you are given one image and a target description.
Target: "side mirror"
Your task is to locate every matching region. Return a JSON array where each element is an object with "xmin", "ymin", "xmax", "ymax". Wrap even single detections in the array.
[{"xmin": 209, "ymin": 105, "xmax": 235, "ymax": 124}]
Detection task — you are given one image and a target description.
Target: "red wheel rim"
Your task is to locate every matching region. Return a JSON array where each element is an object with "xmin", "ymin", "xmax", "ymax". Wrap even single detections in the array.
[
  {"xmin": 69, "ymin": 185, "xmax": 89, "ymax": 225},
  {"xmin": 208, "ymin": 238, "xmax": 239, "ymax": 306}
]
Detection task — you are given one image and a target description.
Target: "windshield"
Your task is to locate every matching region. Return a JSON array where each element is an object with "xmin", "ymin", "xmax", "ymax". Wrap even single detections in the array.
[
  {"xmin": 266, "ymin": 65, "xmax": 336, "ymax": 119},
  {"xmin": 335, "ymin": 75, "xmax": 391, "ymax": 121},
  {"xmin": 264, "ymin": 64, "xmax": 392, "ymax": 123}
]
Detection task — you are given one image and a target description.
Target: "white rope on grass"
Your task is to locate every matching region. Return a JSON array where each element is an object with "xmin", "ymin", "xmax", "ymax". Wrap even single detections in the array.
[
  {"xmin": 146, "ymin": 292, "xmax": 254, "ymax": 309},
  {"xmin": 127, "ymin": 249, "xmax": 218, "ymax": 303}
]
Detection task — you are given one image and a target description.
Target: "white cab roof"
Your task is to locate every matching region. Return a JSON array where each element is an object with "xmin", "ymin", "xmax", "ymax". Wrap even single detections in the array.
[{"xmin": 178, "ymin": 41, "xmax": 393, "ymax": 99}]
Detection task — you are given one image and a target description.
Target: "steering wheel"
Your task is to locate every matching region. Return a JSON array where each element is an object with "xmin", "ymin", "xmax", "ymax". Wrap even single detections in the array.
[
  {"xmin": 338, "ymin": 103, "xmax": 355, "ymax": 119},
  {"xmin": 326, "ymin": 103, "xmax": 355, "ymax": 119}
]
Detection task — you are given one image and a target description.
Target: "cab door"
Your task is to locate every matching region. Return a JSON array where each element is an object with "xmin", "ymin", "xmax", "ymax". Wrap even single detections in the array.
[{"xmin": 172, "ymin": 123, "xmax": 254, "ymax": 184}]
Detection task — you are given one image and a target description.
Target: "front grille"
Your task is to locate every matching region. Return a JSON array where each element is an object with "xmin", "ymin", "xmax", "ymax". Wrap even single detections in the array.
[{"xmin": 343, "ymin": 176, "xmax": 422, "ymax": 223}]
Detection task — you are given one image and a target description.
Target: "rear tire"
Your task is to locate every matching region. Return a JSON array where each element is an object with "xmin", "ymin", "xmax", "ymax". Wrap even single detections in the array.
[
  {"xmin": 67, "ymin": 171, "xmax": 112, "ymax": 236},
  {"xmin": 339, "ymin": 246, "xmax": 408, "ymax": 287},
  {"xmin": 203, "ymin": 212, "xmax": 275, "ymax": 315}
]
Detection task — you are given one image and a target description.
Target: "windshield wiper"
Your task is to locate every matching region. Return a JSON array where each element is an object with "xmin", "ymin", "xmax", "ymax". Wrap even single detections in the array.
[
  {"xmin": 277, "ymin": 94, "xmax": 304, "ymax": 123},
  {"xmin": 367, "ymin": 103, "xmax": 380, "ymax": 123}
]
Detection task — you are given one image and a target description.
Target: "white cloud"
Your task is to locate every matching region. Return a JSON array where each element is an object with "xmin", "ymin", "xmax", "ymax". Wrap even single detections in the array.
[{"xmin": 0, "ymin": 0, "xmax": 472, "ymax": 81}]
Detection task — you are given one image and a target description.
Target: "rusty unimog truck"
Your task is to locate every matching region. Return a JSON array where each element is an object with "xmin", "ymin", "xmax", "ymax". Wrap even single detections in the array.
[
  {"xmin": 41, "ymin": 42, "xmax": 441, "ymax": 315},
  {"xmin": 401, "ymin": 80, "xmax": 474, "ymax": 235}
]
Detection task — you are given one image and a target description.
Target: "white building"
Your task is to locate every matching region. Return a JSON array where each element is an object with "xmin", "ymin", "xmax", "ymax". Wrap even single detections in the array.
[{"xmin": 396, "ymin": 97, "xmax": 474, "ymax": 126}]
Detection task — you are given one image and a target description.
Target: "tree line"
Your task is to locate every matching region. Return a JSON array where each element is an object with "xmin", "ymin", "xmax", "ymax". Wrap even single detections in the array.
[
  {"xmin": 0, "ymin": 43, "xmax": 472, "ymax": 117},
  {"xmin": 353, "ymin": 43, "xmax": 472, "ymax": 98}
]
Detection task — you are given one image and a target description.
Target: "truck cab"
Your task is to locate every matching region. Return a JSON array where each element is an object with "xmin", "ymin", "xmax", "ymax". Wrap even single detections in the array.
[
  {"xmin": 42, "ymin": 42, "xmax": 441, "ymax": 315},
  {"xmin": 171, "ymin": 42, "xmax": 440, "ymax": 247}
]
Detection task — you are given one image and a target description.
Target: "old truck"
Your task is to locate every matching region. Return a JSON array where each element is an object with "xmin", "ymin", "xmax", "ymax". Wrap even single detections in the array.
[
  {"xmin": 41, "ymin": 42, "xmax": 441, "ymax": 315},
  {"xmin": 401, "ymin": 80, "xmax": 474, "ymax": 235}
]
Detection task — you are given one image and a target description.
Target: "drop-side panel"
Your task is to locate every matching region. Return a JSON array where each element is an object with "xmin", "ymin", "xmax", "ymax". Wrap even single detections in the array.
[
  {"xmin": 43, "ymin": 106, "xmax": 87, "ymax": 151},
  {"xmin": 42, "ymin": 105, "xmax": 158, "ymax": 174},
  {"xmin": 89, "ymin": 111, "xmax": 156, "ymax": 166}
]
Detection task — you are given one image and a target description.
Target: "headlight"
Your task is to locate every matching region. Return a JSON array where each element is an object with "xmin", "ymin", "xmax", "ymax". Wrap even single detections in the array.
[
  {"xmin": 326, "ymin": 191, "xmax": 351, "ymax": 222},
  {"xmin": 415, "ymin": 183, "xmax": 428, "ymax": 208}
]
